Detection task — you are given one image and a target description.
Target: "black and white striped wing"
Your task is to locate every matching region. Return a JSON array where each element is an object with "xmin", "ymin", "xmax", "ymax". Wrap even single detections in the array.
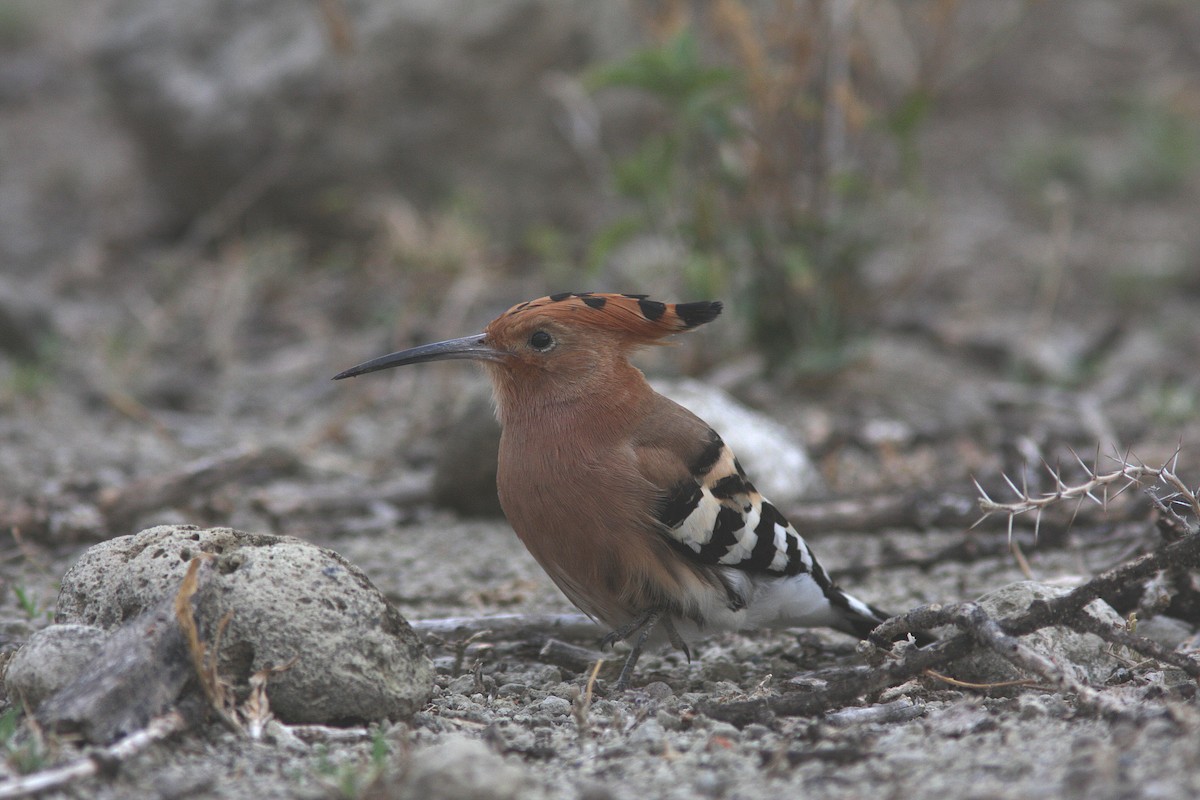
[
  {"xmin": 648, "ymin": 428, "xmax": 897, "ymax": 637},
  {"xmin": 652, "ymin": 430, "xmax": 813, "ymax": 576}
]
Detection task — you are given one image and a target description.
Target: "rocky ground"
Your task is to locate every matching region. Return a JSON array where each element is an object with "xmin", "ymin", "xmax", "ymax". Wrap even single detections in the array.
[{"xmin": 2, "ymin": 1, "xmax": 1200, "ymax": 798}]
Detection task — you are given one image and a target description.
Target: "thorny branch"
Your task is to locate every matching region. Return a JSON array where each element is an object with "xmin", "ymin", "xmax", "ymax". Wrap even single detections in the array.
[{"xmin": 974, "ymin": 446, "xmax": 1200, "ymax": 541}]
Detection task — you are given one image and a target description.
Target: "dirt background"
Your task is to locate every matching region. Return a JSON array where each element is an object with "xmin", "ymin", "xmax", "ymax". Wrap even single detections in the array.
[{"xmin": 2, "ymin": 1, "xmax": 1200, "ymax": 798}]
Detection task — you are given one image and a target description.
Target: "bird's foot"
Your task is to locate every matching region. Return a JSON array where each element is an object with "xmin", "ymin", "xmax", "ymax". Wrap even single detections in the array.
[
  {"xmin": 603, "ymin": 608, "xmax": 667, "ymax": 691},
  {"xmin": 661, "ymin": 616, "xmax": 691, "ymax": 663},
  {"xmin": 600, "ymin": 607, "xmax": 662, "ymax": 651}
]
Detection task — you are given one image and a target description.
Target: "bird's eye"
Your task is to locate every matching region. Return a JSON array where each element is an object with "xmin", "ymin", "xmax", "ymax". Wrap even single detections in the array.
[{"xmin": 529, "ymin": 330, "xmax": 555, "ymax": 351}]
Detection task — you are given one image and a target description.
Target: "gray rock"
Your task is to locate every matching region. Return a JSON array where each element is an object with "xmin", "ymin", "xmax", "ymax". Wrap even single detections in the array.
[
  {"xmin": 404, "ymin": 735, "xmax": 543, "ymax": 800},
  {"xmin": 55, "ymin": 525, "xmax": 433, "ymax": 724},
  {"xmin": 35, "ymin": 603, "xmax": 193, "ymax": 743},
  {"xmin": 537, "ymin": 695, "xmax": 572, "ymax": 717},
  {"xmin": 627, "ymin": 719, "xmax": 666, "ymax": 752},
  {"xmin": 1134, "ymin": 615, "xmax": 1194, "ymax": 651},
  {"xmin": 432, "ymin": 387, "xmax": 503, "ymax": 518},
  {"xmin": 0, "ymin": 277, "xmax": 55, "ymax": 361},
  {"xmin": 3, "ymin": 624, "xmax": 109, "ymax": 709},
  {"xmin": 94, "ymin": 0, "xmax": 641, "ymax": 241},
  {"xmin": 948, "ymin": 581, "xmax": 1125, "ymax": 686}
]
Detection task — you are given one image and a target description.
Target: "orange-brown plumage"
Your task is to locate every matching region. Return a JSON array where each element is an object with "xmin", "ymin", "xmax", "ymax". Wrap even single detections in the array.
[
  {"xmin": 479, "ymin": 294, "xmax": 730, "ymax": 629},
  {"xmin": 335, "ymin": 291, "xmax": 924, "ymax": 687}
]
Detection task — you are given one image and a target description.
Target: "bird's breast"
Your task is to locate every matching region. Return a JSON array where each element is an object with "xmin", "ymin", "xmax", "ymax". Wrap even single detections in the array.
[{"xmin": 495, "ymin": 426, "xmax": 715, "ymax": 628}]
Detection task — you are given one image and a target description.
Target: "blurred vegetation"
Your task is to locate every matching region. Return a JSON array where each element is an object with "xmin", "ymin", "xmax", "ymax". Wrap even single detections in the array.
[
  {"xmin": 1008, "ymin": 97, "xmax": 1200, "ymax": 204},
  {"xmin": 0, "ymin": 1, "xmax": 37, "ymax": 49},
  {"xmin": 583, "ymin": 0, "xmax": 965, "ymax": 374},
  {"xmin": 1113, "ymin": 99, "xmax": 1200, "ymax": 199}
]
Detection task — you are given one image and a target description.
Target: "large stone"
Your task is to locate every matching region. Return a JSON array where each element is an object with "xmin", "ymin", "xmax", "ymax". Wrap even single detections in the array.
[
  {"xmin": 948, "ymin": 581, "xmax": 1125, "ymax": 686},
  {"xmin": 94, "ymin": 0, "xmax": 641, "ymax": 241},
  {"xmin": 56, "ymin": 525, "xmax": 433, "ymax": 724}
]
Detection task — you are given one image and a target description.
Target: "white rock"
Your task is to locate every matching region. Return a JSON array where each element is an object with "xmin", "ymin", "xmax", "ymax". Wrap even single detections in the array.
[{"xmin": 651, "ymin": 378, "xmax": 823, "ymax": 505}]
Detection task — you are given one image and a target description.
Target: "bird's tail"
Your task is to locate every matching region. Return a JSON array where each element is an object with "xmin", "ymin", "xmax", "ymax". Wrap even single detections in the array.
[{"xmin": 831, "ymin": 589, "xmax": 936, "ymax": 647}]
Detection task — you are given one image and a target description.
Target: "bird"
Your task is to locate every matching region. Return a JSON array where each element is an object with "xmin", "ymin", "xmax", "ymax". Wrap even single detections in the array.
[{"xmin": 334, "ymin": 292, "xmax": 924, "ymax": 688}]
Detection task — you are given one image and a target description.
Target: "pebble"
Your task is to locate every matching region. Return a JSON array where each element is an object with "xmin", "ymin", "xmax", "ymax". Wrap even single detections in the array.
[
  {"xmin": 404, "ymin": 734, "xmax": 544, "ymax": 800},
  {"xmin": 538, "ymin": 696, "xmax": 572, "ymax": 717},
  {"xmin": 628, "ymin": 719, "xmax": 667, "ymax": 751}
]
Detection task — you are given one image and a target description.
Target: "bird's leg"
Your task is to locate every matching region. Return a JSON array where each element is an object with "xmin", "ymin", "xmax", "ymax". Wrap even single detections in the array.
[
  {"xmin": 600, "ymin": 607, "xmax": 661, "ymax": 650},
  {"xmin": 602, "ymin": 607, "xmax": 667, "ymax": 690},
  {"xmin": 660, "ymin": 617, "xmax": 691, "ymax": 663}
]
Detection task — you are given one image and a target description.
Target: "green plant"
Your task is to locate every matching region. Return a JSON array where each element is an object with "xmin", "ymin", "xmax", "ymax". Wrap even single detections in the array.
[
  {"xmin": 12, "ymin": 585, "xmax": 49, "ymax": 623},
  {"xmin": 1112, "ymin": 100, "xmax": 1200, "ymax": 199},
  {"xmin": 1008, "ymin": 135, "xmax": 1091, "ymax": 198},
  {"xmin": 0, "ymin": 708, "xmax": 48, "ymax": 775},
  {"xmin": 311, "ymin": 729, "xmax": 391, "ymax": 800},
  {"xmin": 0, "ymin": 332, "xmax": 61, "ymax": 402},
  {"xmin": 585, "ymin": 1, "xmax": 961, "ymax": 373}
]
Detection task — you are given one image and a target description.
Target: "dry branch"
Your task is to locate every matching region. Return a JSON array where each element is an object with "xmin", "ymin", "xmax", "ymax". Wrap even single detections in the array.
[
  {"xmin": 0, "ymin": 712, "xmax": 185, "ymax": 800},
  {"xmin": 1068, "ymin": 612, "xmax": 1200, "ymax": 679},
  {"xmin": 950, "ymin": 602, "xmax": 1126, "ymax": 718},
  {"xmin": 975, "ymin": 448, "xmax": 1200, "ymax": 540},
  {"xmin": 99, "ymin": 445, "xmax": 302, "ymax": 534},
  {"xmin": 703, "ymin": 527, "xmax": 1200, "ymax": 726},
  {"xmin": 411, "ymin": 613, "xmax": 600, "ymax": 643}
]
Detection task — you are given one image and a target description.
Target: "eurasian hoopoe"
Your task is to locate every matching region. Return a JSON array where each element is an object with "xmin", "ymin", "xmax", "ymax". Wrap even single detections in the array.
[{"xmin": 335, "ymin": 292, "xmax": 923, "ymax": 688}]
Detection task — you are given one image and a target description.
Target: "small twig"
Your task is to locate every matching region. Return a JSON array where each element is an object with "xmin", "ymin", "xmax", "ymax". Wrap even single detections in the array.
[
  {"xmin": 242, "ymin": 658, "xmax": 299, "ymax": 741},
  {"xmin": 451, "ymin": 630, "xmax": 492, "ymax": 675},
  {"xmin": 284, "ymin": 724, "xmax": 372, "ymax": 745},
  {"xmin": 95, "ymin": 387, "xmax": 174, "ymax": 444},
  {"xmin": 572, "ymin": 659, "xmax": 604, "ymax": 736},
  {"xmin": 0, "ymin": 712, "xmax": 185, "ymax": 800},
  {"xmin": 411, "ymin": 613, "xmax": 600, "ymax": 643},
  {"xmin": 1068, "ymin": 613, "xmax": 1200, "ymax": 680},
  {"xmin": 921, "ymin": 669, "xmax": 1038, "ymax": 691},
  {"xmin": 173, "ymin": 557, "xmax": 240, "ymax": 734},
  {"xmin": 823, "ymin": 699, "xmax": 925, "ymax": 727},
  {"xmin": 1010, "ymin": 540, "xmax": 1034, "ymax": 580}
]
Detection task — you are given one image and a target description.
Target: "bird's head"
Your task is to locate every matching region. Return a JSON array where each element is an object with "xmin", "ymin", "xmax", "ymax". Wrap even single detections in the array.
[{"xmin": 334, "ymin": 292, "xmax": 722, "ymax": 417}]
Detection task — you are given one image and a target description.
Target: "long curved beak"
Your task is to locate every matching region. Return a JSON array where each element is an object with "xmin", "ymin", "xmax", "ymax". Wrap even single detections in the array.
[{"xmin": 332, "ymin": 333, "xmax": 505, "ymax": 380}]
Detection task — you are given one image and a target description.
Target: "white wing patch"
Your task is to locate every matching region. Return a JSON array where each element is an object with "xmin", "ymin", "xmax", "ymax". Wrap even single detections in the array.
[{"xmin": 656, "ymin": 452, "xmax": 814, "ymax": 577}]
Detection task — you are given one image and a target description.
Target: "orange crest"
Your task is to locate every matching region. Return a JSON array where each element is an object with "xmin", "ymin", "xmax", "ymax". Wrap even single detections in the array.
[{"xmin": 488, "ymin": 292, "xmax": 722, "ymax": 347}]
